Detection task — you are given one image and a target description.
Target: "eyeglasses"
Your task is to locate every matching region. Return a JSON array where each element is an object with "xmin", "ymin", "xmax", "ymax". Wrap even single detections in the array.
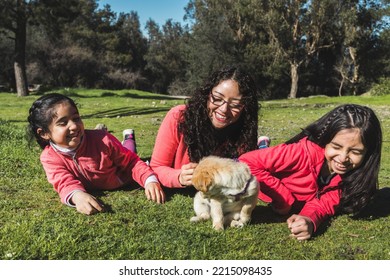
[{"xmin": 209, "ymin": 93, "xmax": 244, "ymax": 112}]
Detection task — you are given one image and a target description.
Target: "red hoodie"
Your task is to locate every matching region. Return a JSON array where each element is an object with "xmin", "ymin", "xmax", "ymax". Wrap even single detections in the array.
[
  {"xmin": 40, "ymin": 129, "xmax": 155, "ymax": 205},
  {"xmin": 239, "ymin": 137, "xmax": 341, "ymax": 231}
]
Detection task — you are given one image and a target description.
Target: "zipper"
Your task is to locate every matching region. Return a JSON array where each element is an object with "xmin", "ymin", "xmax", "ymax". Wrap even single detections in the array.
[{"xmin": 72, "ymin": 154, "xmax": 89, "ymax": 180}]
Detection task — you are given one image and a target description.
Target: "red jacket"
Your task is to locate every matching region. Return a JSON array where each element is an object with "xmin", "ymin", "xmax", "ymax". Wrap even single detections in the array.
[
  {"xmin": 40, "ymin": 130, "xmax": 155, "ymax": 205},
  {"xmin": 239, "ymin": 137, "xmax": 341, "ymax": 231}
]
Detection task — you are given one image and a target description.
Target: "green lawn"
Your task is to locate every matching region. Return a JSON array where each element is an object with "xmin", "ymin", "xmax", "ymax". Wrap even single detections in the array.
[{"xmin": 1, "ymin": 89, "xmax": 389, "ymax": 260}]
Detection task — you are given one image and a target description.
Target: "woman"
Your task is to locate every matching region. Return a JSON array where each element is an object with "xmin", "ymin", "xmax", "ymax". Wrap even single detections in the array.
[{"xmin": 150, "ymin": 66, "xmax": 260, "ymax": 188}]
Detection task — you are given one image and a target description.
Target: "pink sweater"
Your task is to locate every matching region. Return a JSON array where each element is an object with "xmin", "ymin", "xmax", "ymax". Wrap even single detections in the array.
[
  {"xmin": 40, "ymin": 130, "xmax": 155, "ymax": 205},
  {"xmin": 150, "ymin": 105, "xmax": 190, "ymax": 188}
]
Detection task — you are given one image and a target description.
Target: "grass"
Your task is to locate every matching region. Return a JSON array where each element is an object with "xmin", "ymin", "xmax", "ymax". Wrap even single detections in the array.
[{"xmin": 0, "ymin": 89, "xmax": 389, "ymax": 260}]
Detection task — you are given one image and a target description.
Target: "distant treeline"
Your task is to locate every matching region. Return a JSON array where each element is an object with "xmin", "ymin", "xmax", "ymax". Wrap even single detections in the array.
[{"xmin": 0, "ymin": 0, "xmax": 389, "ymax": 99}]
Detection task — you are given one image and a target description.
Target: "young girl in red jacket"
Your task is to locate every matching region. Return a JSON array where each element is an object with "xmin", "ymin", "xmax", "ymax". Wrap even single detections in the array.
[
  {"xmin": 239, "ymin": 104, "xmax": 382, "ymax": 240},
  {"xmin": 27, "ymin": 93, "xmax": 165, "ymax": 215}
]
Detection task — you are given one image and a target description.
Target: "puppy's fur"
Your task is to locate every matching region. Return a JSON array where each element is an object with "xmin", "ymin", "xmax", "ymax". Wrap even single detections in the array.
[{"xmin": 190, "ymin": 156, "xmax": 259, "ymax": 230}]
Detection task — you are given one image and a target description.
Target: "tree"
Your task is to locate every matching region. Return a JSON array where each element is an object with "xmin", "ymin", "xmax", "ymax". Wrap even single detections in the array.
[
  {"xmin": 0, "ymin": 0, "xmax": 29, "ymax": 96},
  {"xmin": 115, "ymin": 12, "xmax": 147, "ymax": 71},
  {"xmin": 56, "ymin": 3, "xmax": 148, "ymax": 89},
  {"xmin": 104, "ymin": 11, "xmax": 148, "ymax": 89},
  {"xmin": 335, "ymin": 0, "xmax": 389, "ymax": 95},
  {"xmin": 259, "ymin": 0, "xmax": 346, "ymax": 98},
  {"xmin": 239, "ymin": 0, "xmax": 289, "ymax": 99},
  {"xmin": 144, "ymin": 19, "xmax": 187, "ymax": 94},
  {"xmin": 0, "ymin": 0, "xmax": 82, "ymax": 96},
  {"xmin": 0, "ymin": 30, "xmax": 14, "ymax": 90},
  {"xmin": 183, "ymin": 0, "xmax": 244, "ymax": 90},
  {"xmin": 185, "ymin": 0, "xmax": 287, "ymax": 99}
]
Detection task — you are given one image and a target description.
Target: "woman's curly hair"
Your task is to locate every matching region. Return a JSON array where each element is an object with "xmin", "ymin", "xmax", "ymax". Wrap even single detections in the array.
[
  {"xmin": 179, "ymin": 66, "xmax": 260, "ymax": 163},
  {"xmin": 286, "ymin": 104, "xmax": 382, "ymax": 215}
]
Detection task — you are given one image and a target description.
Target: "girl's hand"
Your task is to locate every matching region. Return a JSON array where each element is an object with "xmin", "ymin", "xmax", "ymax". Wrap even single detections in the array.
[
  {"xmin": 287, "ymin": 214, "xmax": 314, "ymax": 241},
  {"xmin": 71, "ymin": 191, "xmax": 104, "ymax": 215},
  {"xmin": 179, "ymin": 162, "xmax": 198, "ymax": 187},
  {"xmin": 144, "ymin": 182, "xmax": 166, "ymax": 204}
]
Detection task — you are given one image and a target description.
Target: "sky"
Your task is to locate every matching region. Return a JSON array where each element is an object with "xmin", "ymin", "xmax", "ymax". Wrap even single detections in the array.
[{"xmin": 98, "ymin": 0, "xmax": 189, "ymax": 31}]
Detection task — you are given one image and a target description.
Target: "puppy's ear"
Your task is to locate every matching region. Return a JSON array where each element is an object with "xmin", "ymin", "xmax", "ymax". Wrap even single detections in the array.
[{"xmin": 192, "ymin": 169, "xmax": 213, "ymax": 193}]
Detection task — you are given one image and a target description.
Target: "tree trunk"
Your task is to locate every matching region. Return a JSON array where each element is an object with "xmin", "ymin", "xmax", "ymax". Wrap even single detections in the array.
[
  {"xmin": 349, "ymin": 47, "xmax": 359, "ymax": 96},
  {"xmin": 338, "ymin": 76, "xmax": 344, "ymax": 97},
  {"xmin": 352, "ymin": 64, "xmax": 359, "ymax": 96},
  {"xmin": 288, "ymin": 62, "xmax": 299, "ymax": 99},
  {"xmin": 14, "ymin": 0, "xmax": 28, "ymax": 97},
  {"xmin": 14, "ymin": 61, "xmax": 28, "ymax": 96}
]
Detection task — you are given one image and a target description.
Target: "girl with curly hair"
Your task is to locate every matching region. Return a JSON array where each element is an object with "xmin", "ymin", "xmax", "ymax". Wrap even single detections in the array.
[
  {"xmin": 150, "ymin": 66, "xmax": 260, "ymax": 188},
  {"xmin": 239, "ymin": 104, "xmax": 382, "ymax": 240}
]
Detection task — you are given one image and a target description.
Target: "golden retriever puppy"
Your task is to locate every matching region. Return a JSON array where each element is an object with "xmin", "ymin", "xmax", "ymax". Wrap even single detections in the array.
[{"xmin": 190, "ymin": 156, "xmax": 259, "ymax": 230}]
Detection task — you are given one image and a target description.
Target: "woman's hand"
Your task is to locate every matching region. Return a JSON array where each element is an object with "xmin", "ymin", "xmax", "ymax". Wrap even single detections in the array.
[{"xmin": 179, "ymin": 162, "xmax": 198, "ymax": 187}]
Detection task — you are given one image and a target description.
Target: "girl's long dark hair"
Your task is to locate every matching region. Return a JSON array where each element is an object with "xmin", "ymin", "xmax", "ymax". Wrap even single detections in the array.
[
  {"xmin": 179, "ymin": 66, "xmax": 260, "ymax": 162},
  {"xmin": 27, "ymin": 93, "xmax": 78, "ymax": 149},
  {"xmin": 286, "ymin": 104, "xmax": 382, "ymax": 215}
]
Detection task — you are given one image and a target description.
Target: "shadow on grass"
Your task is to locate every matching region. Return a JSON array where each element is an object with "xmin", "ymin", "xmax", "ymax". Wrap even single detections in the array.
[
  {"xmin": 88, "ymin": 182, "xmax": 198, "ymax": 213},
  {"xmin": 30, "ymin": 90, "xmax": 189, "ymax": 101},
  {"xmin": 81, "ymin": 106, "xmax": 171, "ymax": 119},
  {"xmin": 87, "ymin": 185, "xmax": 144, "ymax": 214},
  {"xmin": 121, "ymin": 92, "xmax": 189, "ymax": 101},
  {"xmin": 353, "ymin": 187, "xmax": 390, "ymax": 219},
  {"xmin": 250, "ymin": 188, "xmax": 390, "ymax": 237},
  {"xmin": 164, "ymin": 187, "xmax": 198, "ymax": 200},
  {"xmin": 250, "ymin": 202, "xmax": 332, "ymax": 238},
  {"xmin": 5, "ymin": 93, "xmax": 185, "ymax": 124},
  {"xmin": 250, "ymin": 205, "xmax": 286, "ymax": 225}
]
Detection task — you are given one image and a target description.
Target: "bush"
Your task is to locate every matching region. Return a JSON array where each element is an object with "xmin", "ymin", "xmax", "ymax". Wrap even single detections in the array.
[
  {"xmin": 104, "ymin": 69, "xmax": 147, "ymax": 90},
  {"xmin": 167, "ymin": 79, "xmax": 191, "ymax": 96},
  {"xmin": 369, "ymin": 78, "xmax": 390, "ymax": 96}
]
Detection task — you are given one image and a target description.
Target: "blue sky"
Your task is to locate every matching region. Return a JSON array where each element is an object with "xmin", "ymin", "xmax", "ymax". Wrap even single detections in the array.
[{"xmin": 98, "ymin": 0, "xmax": 189, "ymax": 30}]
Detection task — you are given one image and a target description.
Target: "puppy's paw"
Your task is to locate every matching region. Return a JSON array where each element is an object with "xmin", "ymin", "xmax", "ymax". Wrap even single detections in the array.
[
  {"xmin": 213, "ymin": 222, "xmax": 224, "ymax": 231},
  {"xmin": 232, "ymin": 213, "xmax": 241, "ymax": 220},
  {"xmin": 200, "ymin": 212, "xmax": 211, "ymax": 220},
  {"xmin": 190, "ymin": 216, "xmax": 201, "ymax": 223},
  {"xmin": 190, "ymin": 213, "xmax": 210, "ymax": 223},
  {"xmin": 230, "ymin": 220, "xmax": 245, "ymax": 228}
]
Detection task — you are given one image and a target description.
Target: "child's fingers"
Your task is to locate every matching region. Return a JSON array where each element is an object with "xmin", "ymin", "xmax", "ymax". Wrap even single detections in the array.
[
  {"xmin": 90, "ymin": 198, "xmax": 104, "ymax": 212},
  {"xmin": 157, "ymin": 189, "xmax": 166, "ymax": 204},
  {"xmin": 289, "ymin": 219, "xmax": 308, "ymax": 233},
  {"xmin": 145, "ymin": 186, "xmax": 166, "ymax": 204},
  {"xmin": 288, "ymin": 220, "xmax": 311, "ymax": 240},
  {"xmin": 286, "ymin": 214, "xmax": 297, "ymax": 227},
  {"xmin": 289, "ymin": 225, "xmax": 311, "ymax": 240},
  {"xmin": 289, "ymin": 232, "xmax": 310, "ymax": 241},
  {"xmin": 287, "ymin": 215, "xmax": 313, "ymax": 240},
  {"xmin": 75, "ymin": 195, "xmax": 104, "ymax": 215},
  {"xmin": 77, "ymin": 203, "xmax": 103, "ymax": 215}
]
